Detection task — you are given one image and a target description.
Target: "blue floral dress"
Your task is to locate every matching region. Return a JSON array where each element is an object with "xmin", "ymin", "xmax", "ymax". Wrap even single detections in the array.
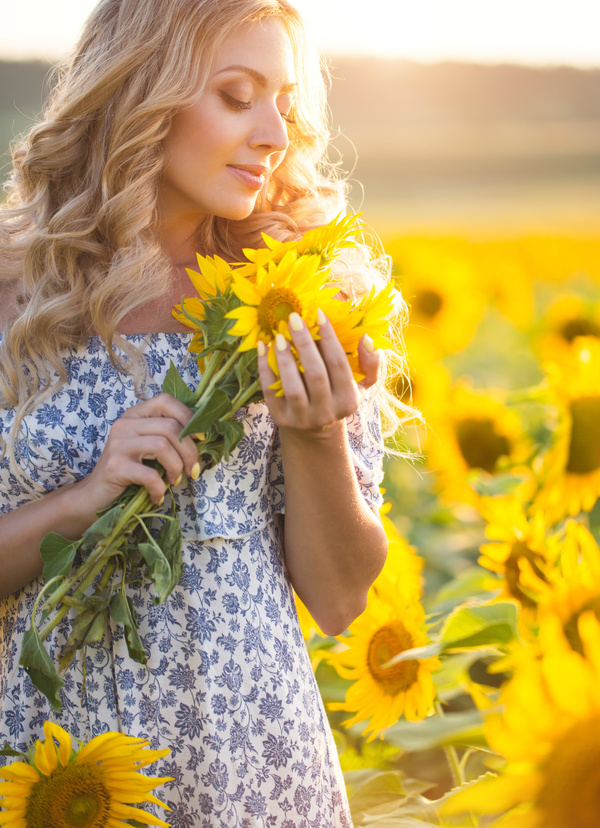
[{"xmin": 0, "ymin": 332, "xmax": 383, "ymax": 827}]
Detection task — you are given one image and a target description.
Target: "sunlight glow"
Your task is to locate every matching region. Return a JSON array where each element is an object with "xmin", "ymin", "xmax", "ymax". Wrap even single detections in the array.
[{"xmin": 1, "ymin": 0, "xmax": 599, "ymax": 66}]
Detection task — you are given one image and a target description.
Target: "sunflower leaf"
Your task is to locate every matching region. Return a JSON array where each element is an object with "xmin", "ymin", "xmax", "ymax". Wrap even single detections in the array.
[
  {"xmin": 439, "ymin": 601, "xmax": 519, "ymax": 650},
  {"xmin": 162, "ymin": 360, "xmax": 196, "ymax": 407},
  {"xmin": 156, "ymin": 514, "xmax": 183, "ymax": 596},
  {"xmin": 40, "ymin": 533, "xmax": 80, "ymax": 596},
  {"xmin": 80, "ymin": 503, "xmax": 125, "ymax": 554},
  {"xmin": 180, "ymin": 389, "xmax": 231, "ymax": 438},
  {"xmin": 215, "ymin": 419, "xmax": 246, "ymax": 459},
  {"xmin": 110, "ymin": 591, "xmax": 147, "ymax": 665},
  {"xmin": 19, "ymin": 624, "xmax": 64, "ymax": 713},
  {"xmin": 138, "ymin": 540, "xmax": 172, "ymax": 606}
]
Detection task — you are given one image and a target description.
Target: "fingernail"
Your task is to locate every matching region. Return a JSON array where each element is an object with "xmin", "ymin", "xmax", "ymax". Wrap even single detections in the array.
[
  {"xmin": 317, "ymin": 308, "xmax": 327, "ymax": 326},
  {"xmin": 194, "ymin": 432, "xmax": 206, "ymax": 441},
  {"xmin": 158, "ymin": 495, "xmax": 165, "ymax": 506},
  {"xmin": 257, "ymin": 340, "xmax": 266, "ymax": 357},
  {"xmin": 363, "ymin": 334, "xmax": 375, "ymax": 353},
  {"xmin": 174, "ymin": 474, "xmax": 182, "ymax": 486},
  {"xmin": 289, "ymin": 312, "xmax": 303, "ymax": 331},
  {"xmin": 276, "ymin": 333, "xmax": 287, "ymax": 352},
  {"xmin": 191, "ymin": 462, "xmax": 201, "ymax": 479}
]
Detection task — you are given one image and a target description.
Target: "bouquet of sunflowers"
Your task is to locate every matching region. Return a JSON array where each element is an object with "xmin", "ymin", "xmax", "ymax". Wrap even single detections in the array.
[{"xmin": 21, "ymin": 214, "xmax": 397, "ymax": 711}]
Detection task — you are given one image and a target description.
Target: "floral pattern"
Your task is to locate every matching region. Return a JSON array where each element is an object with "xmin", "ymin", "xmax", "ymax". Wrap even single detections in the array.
[{"xmin": 0, "ymin": 332, "xmax": 383, "ymax": 826}]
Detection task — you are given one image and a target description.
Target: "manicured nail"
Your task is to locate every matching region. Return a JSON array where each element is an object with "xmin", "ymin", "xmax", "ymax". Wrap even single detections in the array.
[
  {"xmin": 191, "ymin": 462, "xmax": 201, "ymax": 479},
  {"xmin": 174, "ymin": 474, "xmax": 182, "ymax": 487},
  {"xmin": 194, "ymin": 432, "xmax": 206, "ymax": 441},
  {"xmin": 257, "ymin": 340, "xmax": 266, "ymax": 357},
  {"xmin": 289, "ymin": 312, "xmax": 303, "ymax": 331},
  {"xmin": 276, "ymin": 333, "xmax": 287, "ymax": 352},
  {"xmin": 158, "ymin": 495, "xmax": 165, "ymax": 506},
  {"xmin": 317, "ymin": 308, "xmax": 327, "ymax": 326},
  {"xmin": 363, "ymin": 334, "xmax": 375, "ymax": 353}
]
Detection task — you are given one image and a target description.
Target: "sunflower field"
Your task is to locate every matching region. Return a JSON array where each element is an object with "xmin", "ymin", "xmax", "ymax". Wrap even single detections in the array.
[{"xmin": 304, "ymin": 231, "xmax": 600, "ymax": 827}]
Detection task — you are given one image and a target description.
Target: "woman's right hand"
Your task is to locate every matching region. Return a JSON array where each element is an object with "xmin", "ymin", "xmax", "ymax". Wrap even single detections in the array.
[{"xmin": 71, "ymin": 393, "xmax": 200, "ymax": 518}]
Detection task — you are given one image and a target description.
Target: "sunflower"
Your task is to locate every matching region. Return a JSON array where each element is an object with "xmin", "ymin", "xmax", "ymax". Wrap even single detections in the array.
[
  {"xmin": 224, "ymin": 250, "xmax": 336, "ymax": 352},
  {"xmin": 536, "ymin": 336, "xmax": 600, "ymax": 521},
  {"xmin": 327, "ymin": 576, "xmax": 439, "ymax": 741},
  {"xmin": 0, "ymin": 721, "xmax": 172, "ymax": 828},
  {"xmin": 397, "ymin": 330, "xmax": 451, "ymax": 413},
  {"xmin": 172, "ymin": 253, "xmax": 235, "ymax": 353},
  {"xmin": 535, "ymin": 294, "xmax": 600, "ymax": 363},
  {"xmin": 518, "ymin": 520, "xmax": 600, "ymax": 654},
  {"xmin": 442, "ymin": 611, "xmax": 600, "ymax": 828},
  {"xmin": 477, "ymin": 495, "xmax": 556, "ymax": 612},
  {"xmin": 425, "ymin": 382, "xmax": 533, "ymax": 505},
  {"xmin": 234, "ymin": 212, "xmax": 362, "ymax": 276},
  {"xmin": 387, "ymin": 236, "xmax": 486, "ymax": 354}
]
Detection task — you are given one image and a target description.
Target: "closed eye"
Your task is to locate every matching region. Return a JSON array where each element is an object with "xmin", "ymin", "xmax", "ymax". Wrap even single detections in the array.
[{"xmin": 219, "ymin": 90, "xmax": 251, "ymax": 111}]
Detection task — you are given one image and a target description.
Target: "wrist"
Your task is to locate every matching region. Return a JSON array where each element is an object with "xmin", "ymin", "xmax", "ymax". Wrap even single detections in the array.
[{"xmin": 53, "ymin": 478, "xmax": 101, "ymax": 538}]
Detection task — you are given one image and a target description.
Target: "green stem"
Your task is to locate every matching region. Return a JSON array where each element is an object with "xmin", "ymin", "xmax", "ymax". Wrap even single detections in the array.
[
  {"xmin": 230, "ymin": 377, "xmax": 262, "ymax": 411},
  {"xmin": 191, "ymin": 348, "xmax": 224, "ymax": 402},
  {"xmin": 194, "ymin": 348, "xmax": 239, "ymax": 403},
  {"xmin": 39, "ymin": 486, "xmax": 153, "ymax": 639}
]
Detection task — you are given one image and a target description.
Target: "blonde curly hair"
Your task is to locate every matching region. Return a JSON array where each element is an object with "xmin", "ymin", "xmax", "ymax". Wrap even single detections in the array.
[{"xmin": 0, "ymin": 0, "xmax": 414, "ymax": 479}]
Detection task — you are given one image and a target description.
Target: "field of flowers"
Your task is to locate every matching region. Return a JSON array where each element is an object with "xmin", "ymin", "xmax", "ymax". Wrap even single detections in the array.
[{"xmin": 306, "ymin": 231, "xmax": 600, "ymax": 827}]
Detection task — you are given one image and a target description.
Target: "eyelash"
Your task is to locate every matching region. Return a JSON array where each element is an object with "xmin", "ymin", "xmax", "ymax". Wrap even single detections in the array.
[{"xmin": 219, "ymin": 91, "xmax": 295, "ymax": 125}]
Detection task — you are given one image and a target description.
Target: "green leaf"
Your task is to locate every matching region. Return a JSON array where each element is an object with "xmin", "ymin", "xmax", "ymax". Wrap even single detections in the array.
[
  {"xmin": 433, "ymin": 567, "xmax": 496, "ymax": 613},
  {"xmin": 19, "ymin": 624, "xmax": 64, "ymax": 713},
  {"xmin": 385, "ymin": 709, "xmax": 485, "ymax": 751},
  {"xmin": 0, "ymin": 742, "xmax": 28, "ymax": 759},
  {"xmin": 80, "ymin": 504, "xmax": 125, "ymax": 553},
  {"xmin": 40, "ymin": 533, "xmax": 80, "ymax": 595},
  {"xmin": 181, "ymin": 389, "xmax": 231, "ymax": 438},
  {"xmin": 110, "ymin": 591, "xmax": 147, "ymax": 664},
  {"xmin": 215, "ymin": 419, "xmax": 245, "ymax": 458},
  {"xmin": 157, "ymin": 516, "xmax": 183, "ymax": 595},
  {"xmin": 440, "ymin": 601, "xmax": 519, "ymax": 650},
  {"xmin": 162, "ymin": 360, "xmax": 196, "ymax": 407},
  {"xmin": 138, "ymin": 541, "xmax": 172, "ymax": 605},
  {"xmin": 59, "ymin": 607, "xmax": 109, "ymax": 672}
]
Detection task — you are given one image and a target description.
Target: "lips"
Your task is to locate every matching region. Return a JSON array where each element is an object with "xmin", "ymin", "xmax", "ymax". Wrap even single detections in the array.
[{"xmin": 227, "ymin": 164, "xmax": 269, "ymax": 191}]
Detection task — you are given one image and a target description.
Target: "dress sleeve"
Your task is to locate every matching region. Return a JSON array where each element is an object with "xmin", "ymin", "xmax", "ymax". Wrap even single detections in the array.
[{"xmin": 269, "ymin": 395, "xmax": 385, "ymax": 515}]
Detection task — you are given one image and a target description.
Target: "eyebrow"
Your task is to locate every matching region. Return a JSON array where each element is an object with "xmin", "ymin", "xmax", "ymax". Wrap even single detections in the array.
[{"xmin": 214, "ymin": 65, "xmax": 296, "ymax": 93}]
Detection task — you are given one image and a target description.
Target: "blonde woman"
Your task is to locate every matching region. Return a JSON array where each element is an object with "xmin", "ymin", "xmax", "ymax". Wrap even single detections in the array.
[{"xmin": 0, "ymin": 0, "xmax": 397, "ymax": 822}]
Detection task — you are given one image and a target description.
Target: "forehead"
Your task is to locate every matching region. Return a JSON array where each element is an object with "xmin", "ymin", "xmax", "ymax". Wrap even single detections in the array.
[{"xmin": 211, "ymin": 18, "xmax": 296, "ymax": 86}]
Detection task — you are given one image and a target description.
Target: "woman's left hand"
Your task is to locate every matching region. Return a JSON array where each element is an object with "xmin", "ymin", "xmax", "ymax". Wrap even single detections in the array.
[{"xmin": 257, "ymin": 310, "xmax": 380, "ymax": 433}]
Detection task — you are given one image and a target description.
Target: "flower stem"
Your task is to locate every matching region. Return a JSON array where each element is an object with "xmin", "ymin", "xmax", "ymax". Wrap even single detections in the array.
[
  {"xmin": 434, "ymin": 700, "xmax": 464, "ymax": 788},
  {"xmin": 194, "ymin": 348, "xmax": 240, "ymax": 403},
  {"xmin": 191, "ymin": 349, "xmax": 223, "ymax": 402}
]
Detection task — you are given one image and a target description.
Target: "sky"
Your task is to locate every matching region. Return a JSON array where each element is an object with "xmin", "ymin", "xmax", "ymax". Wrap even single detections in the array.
[{"xmin": 1, "ymin": 0, "xmax": 600, "ymax": 66}]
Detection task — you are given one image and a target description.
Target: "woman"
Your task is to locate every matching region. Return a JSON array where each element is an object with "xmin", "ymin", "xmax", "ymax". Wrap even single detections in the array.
[{"xmin": 0, "ymin": 0, "xmax": 402, "ymax": 823}]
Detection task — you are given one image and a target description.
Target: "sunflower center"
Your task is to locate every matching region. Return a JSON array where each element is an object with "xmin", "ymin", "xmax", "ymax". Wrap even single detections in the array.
[
  {"xmin": 537, "ymin": 714, "xmax": 600, "ymax": 828},
  {"xmin": 367, "ymin": 621, "xmax": 419, "ymax": 696},
  {"xmin": 257, "ymin": 287, "xmax": 303, "ymax": 335},
  {"xmin": 559, "ymin": 317, "xmax": 600, "ymax": 343},
  {"xmin": 25, "ymin": 764, "xmax": 111, "ymax": 828},
  {"xmin": 415, "ymin": 289, "xmax": 443, "ymax": 319},
  {"xmin": 454, "ymin": 417, "xmax": 511, "ymax": 474},
  {"xmin": 567, "ymin": 396, "xmax": 600, "ymax": 475},
  {"xmin": 563, "ymin": 596, "xmax": 600, "ymax": 655},
  {"xmin": 504, "ymin": 540, "xmax": 545, "ymax": 608}
]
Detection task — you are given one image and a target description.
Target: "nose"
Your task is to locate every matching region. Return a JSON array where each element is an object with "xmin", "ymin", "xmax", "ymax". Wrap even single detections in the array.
[{"xmin": 249, "ymin": 103, "xmax": 290, "ymax": 155}]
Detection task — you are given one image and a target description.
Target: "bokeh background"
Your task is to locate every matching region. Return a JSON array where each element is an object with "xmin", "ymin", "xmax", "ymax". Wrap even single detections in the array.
[{"xmin": 3, "ymin": 3, "xmax": 600, "ymax": 825}]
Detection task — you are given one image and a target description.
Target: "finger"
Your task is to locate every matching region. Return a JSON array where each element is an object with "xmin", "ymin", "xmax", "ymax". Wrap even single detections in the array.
[
  {"xmin": 272, "ymin": 333, "xmax": 310, "ymax": 415},
  {"xmin": 357, "ymin": 334, "xmax": 382, "ymax": 390},
  {"xmin": 314, "ymin": 310, "xmax": 355, "ymax": 393},
  {"xmin": 122, "ymin": 392, "xmax": 194, "ymax": 431},
  {"xmin": 287, "ymin": 312, "xmax": 331, "ymax": 407},
  {"xmin": 112, "ymin": 434, "xmax": 188, "ymax": 487},
  {"xmin": 110, "ymin": 416, "xmax": 199, "ymax": 479}
]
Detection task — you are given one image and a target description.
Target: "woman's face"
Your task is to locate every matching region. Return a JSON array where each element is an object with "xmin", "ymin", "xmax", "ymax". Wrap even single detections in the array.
[{"xmin": 158, "ymin": 18, "xmax": 295, "ymax": 230}]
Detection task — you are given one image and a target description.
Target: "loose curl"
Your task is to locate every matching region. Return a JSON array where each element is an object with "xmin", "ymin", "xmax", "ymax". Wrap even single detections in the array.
[{"xmin": 0, "ymin": 0, "xmax": 415, "ymax": 483}]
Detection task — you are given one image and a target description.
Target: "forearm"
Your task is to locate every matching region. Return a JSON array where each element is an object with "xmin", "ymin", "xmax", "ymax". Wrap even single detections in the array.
[
  {"xmin": 280, "ymin": 419, "xmax": 388, "ymax": 636},
  {"xmin": 0, "ymin": 481, "xmax": 98, "ymax": 600}
]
